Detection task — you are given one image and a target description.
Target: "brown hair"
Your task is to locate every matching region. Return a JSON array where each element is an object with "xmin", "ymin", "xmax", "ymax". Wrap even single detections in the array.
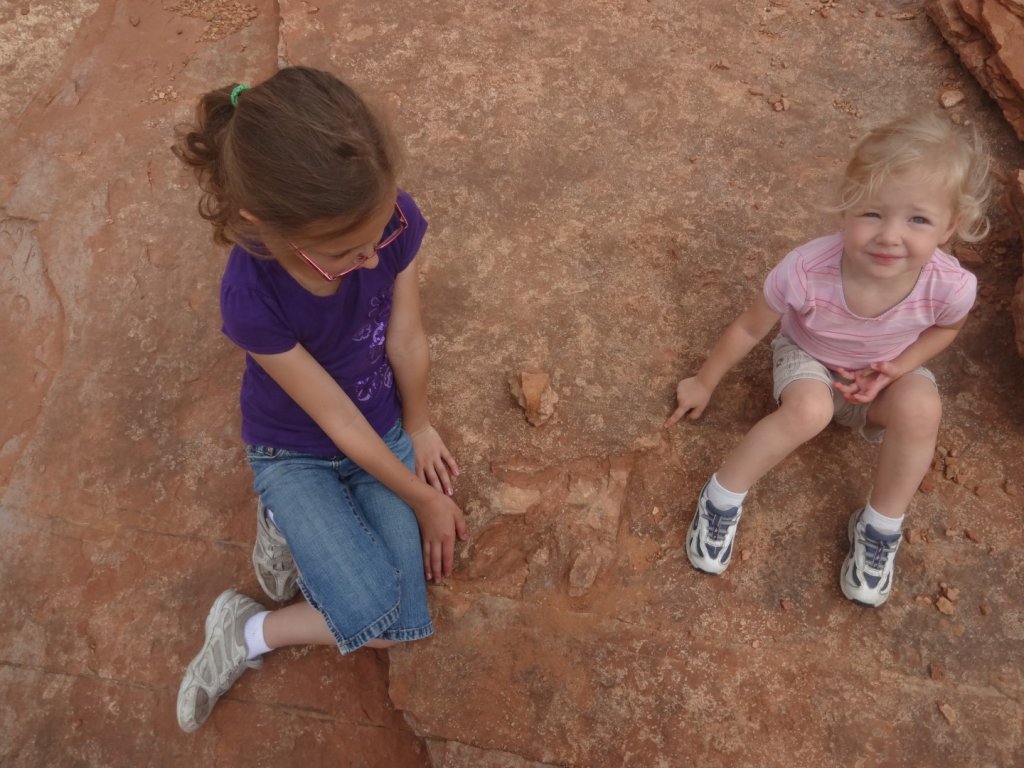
[
  {"xmin": 834, "ymin": 112, "xmax": 992, "ymax": 242},
  {"xmin": 174, "ymin": 66, "xmax": 403, "ymax": 247}
]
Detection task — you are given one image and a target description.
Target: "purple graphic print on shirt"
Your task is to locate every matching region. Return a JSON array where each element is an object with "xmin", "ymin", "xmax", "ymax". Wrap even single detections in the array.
[{"xmin": 353, "ymin": 288, "xmax": 395, "ymax": 402}]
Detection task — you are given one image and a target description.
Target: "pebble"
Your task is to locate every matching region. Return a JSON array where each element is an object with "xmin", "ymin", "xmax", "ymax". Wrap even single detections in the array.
[
  {"xmin": 915, "ymin": 595, "xmax": 934, "ymax": 606},
  {"xmin": 129, "ymin": 15, "xmax": 141, "ymax": 26},
  {"xmin": 939, "ymin": 88, "xmax": 965, "ymax": 109},
  {"xmin": 741, "ymin": 548, "xmax": 752, "ymax": 562},
  {"xmin": 919, "ymin": 474, "xmax": 935, "ymax": 493},
  {"xmin": 780, "ymin": 598, "xmax": 794, "ymax": 611},
  {"xmin": 942, "ymin": 585, "xmax": 961, "ymax": 602},
  {"xmin": 964, "ymin": 529, "xmax": 982, "ymax": 544},
  {"xmin": 980, "ymin": 604, "xmax": 991, "ymax": 616},
  {"xmin": 936, "ymin": 596, "xmax": 956, "ymax": 615},
  {"xmin": 938, "ymin": 703, "xmax": 958, "ymax": 726},
  {"xmin": 904, "ymin": 528, "xmax": 927, "ymax": 545}
]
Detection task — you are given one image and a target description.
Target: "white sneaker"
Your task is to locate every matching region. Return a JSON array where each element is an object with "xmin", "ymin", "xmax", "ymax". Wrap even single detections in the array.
[
  {"xmin": 840, "ymin": 508, "xmax": 902, "ymax": 607},
  {"xmin": 176, "ymin": 589, "xmax": 266, "ymax": 732},
  {"xmin": 686, "ymin": 482, "xmax": 743, "ymax": 575}
]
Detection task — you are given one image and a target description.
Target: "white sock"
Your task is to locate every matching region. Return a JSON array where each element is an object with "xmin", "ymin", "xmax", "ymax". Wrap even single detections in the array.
[
  {"xmin": 861, "ymin": 501, "xmax": 903, "ymax": 535},
  {"xmin": 244, "ymin": 611, "xmax": 272, "ymax": 660},
  {"xmin": 707, "ymin": 473, "xmax": 747, "ymax": 510}
]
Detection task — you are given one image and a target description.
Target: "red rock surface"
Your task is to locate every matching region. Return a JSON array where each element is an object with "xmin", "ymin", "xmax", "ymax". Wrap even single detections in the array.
[
  {"xmin": 927, "ymin": 0, "xmax": 1024, "ymax": 138},
  {"xmin": 3, "ymin": 1, "xmax": 1024, "ymax": 767}
]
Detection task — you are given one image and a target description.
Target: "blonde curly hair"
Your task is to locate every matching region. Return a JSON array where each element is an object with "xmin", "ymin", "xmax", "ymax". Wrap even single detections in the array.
[{"xmin": 834, "ymin": 112, "xmax": 992, "ymax": 243}]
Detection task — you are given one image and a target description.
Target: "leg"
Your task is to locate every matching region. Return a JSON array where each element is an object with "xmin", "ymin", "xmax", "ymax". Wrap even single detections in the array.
[
  {"xmin": 263, "ymin": 602, "xmax": 395, "ymax": 649},
  {"xmin": 249, "ymin": 449, "xmax": 411, "ymax": 655},
  {"xmin": 344, "ymin": 425, "xmax": 433, "ymax": 642},
  {"xmin": 864, "ymin": 374, "xmax": 941, "ymax": 517},
  {"xmin": 688, "ymin": 378, "xmax": 835, "ymax": 574},
  {"xmin": 839, "ymin": 373, "xmax": 940, "ymax": 607},
  {"xmin": 718, "ymin": 378, "xmax": 835, "ymax": 491}
]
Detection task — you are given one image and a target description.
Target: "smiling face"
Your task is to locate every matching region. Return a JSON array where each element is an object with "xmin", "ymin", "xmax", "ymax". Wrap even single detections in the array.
[{"xmin": 840, "ymin": 172, "xmax": 960, "ymax": 283}]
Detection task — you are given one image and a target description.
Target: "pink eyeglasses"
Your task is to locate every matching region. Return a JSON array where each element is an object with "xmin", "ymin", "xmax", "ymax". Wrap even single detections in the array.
[{"xmin": 288, "ymin": 202, "xmax": 408, "ymax": 282}]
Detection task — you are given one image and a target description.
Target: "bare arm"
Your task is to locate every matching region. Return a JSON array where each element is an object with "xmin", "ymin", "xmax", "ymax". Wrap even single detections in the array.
[
  {"xmin": 665, "ymin": 294, "xmax": 782, "ymax": 427},
  {"xmin": 250, "ymin": 345, "xmax": 466, "ymax": 582},
  {"xmin": 386, "ymin": 263, "xmax": 461, "ymax": 495}
]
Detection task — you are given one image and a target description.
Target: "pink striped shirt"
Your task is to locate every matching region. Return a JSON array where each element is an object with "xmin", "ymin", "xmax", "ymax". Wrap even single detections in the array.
[{"xmin": 763, "ymin": 234, "xmax": 976, "ymax": 370}]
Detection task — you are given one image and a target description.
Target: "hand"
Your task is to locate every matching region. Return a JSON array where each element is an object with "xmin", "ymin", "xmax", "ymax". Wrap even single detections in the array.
[
  {"xmin": 410, "ymin": 424, "xmax": 460, "ymax": 496},
  {"xmin": 833, "ymin": 361, "xmax": 901, "ymax": 404},
  {"xmin": 664, "ymin": 377, "xmax": 713, "ymax": 428},
  {"xmin": 413, "ymin": 491, "xmax": 468, "ymax": 583}
]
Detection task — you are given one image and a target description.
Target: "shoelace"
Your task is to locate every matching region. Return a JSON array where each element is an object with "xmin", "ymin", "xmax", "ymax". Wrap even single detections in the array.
[
  {"xmin": 859, "ymin": 531, "xmax": 896, "ymax": 572},
  {"xmin": 704, "ymin": 508, "xmax": 735, "ymax": 544}
]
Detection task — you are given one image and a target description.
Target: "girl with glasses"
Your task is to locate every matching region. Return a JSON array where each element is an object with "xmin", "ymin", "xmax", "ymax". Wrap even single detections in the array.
[{"xmin": 173, "ymin": 66, "xmax": 466, "ymax": 732}]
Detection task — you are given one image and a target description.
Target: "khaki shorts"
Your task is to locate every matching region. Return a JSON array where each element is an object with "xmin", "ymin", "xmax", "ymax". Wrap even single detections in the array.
[{"xmin": 770, "ymin": 335, "xmax": 936, "ymax": 444}]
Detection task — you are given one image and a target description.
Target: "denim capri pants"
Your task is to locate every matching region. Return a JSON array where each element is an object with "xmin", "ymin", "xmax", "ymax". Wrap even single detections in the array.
[{"xmin": 246, "ymin": 421, "xmax": 433, "ymax": 654}]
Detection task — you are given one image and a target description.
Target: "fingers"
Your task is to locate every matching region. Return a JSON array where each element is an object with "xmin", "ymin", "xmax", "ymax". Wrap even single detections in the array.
[
  {"xmin": 429, "ymin": 541, "xmax": 443, "ymax": 584},
  {"xmin": 441, "ymin": 445, "xmax": 460, "ymax": 479},
  {"xmin": 422, "ymin": 541, "xmax": 432, "ymax": 582},
  {"xmin": 665, "ymin": 403, "xmax": 701, "ymax": 428},
  {"xmin": 442, "ymin": 534, "xmax": 455, "ymax": 577},
  {"xmin": 454, "ymin": 507, "xmax": 468, "ymax": 540}
]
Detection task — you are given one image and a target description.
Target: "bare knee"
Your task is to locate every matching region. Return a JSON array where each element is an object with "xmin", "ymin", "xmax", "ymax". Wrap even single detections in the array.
[
  {"xmin": 881, "ymin": 384, "xmax": 941, "ymax": 441},
  {"xmin": 777, "ymin": 387, "xmax": 834, "ymax": 438}
]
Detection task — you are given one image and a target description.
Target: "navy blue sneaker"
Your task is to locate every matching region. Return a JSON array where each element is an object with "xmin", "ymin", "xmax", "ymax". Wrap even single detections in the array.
[
  {"xmin": 840, "ymin": 508, "xmax": 902, "ymax": 607},
  {"xmin": 686, "ymin": 482, "xmax": 743, "ymax": 574}
]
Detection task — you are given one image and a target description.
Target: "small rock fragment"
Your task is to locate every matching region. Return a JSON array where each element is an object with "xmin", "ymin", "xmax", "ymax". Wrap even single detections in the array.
[
  {"xmin": 938, "ymin": 703, "xmax": 958, "ymax": 726},
  {"xmin": 711, "ymin": 59, "xmax": 731, "ymax": 70},
  {"xmin": 780, "ymin": 598, "xmax": 794, "ymax": 611},
  {"xmin": 741, "ymin": 548, "xmax": 752, "ymax": 562},
  {"xmin": 944, "ymin": 527, "xmax": 957, "ymax": 538},
  {"xmin": 979, "ymin": 604, "xmax": 991, "ymax": 616},
  {"xmin": 891, "ymin": 11, "xmax": 918, "ymax": 20},
  {"xmin": 939, "ymin": 88, "xmax": 965, "ymax": 109},
  {"xmin": 964, "ymin": 528, "xmax": 982, "ymax": 543},
  {"xmin": 748, "ymin": 86, "xmax": 765, "ymax": 96},
  {"xmin": 942, "ymin": 585, "xmax": 961, "ymax": 602},
  {"xmin": 904, "ymin": 528, "xmax": 927, "ymax": 545},
  {"xmin": 953, "ymin": 244, "xmax": 983, "ymax": 265},
  {"xmin": 929, "ymin": 662, "xmax": 946, "ymax": 681},
  {"xmin": 936, "ymin": 596, "xmax": 956, "ymax": 615},
  {"xmin": 915, "ymin": 595, "xmax": 934, "ymax": 606},
  {"xmin": 509, "ymin": 369, "xmax": 558, "ymax": 426},
  {"xmin": 129, "ymin": 15, "xmax": 141, "ymax": 26},
  {"xmin": 751, "ymin": 639, "xmax": 760, "ymax": 649},
  {"xmin": 919, "ymin": 474, "xmax": 935, "ymax": 493}
]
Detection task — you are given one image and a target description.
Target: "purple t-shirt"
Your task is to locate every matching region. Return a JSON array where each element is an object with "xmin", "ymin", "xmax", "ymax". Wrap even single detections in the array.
[{"xmin": 220, "ymin": 190, "xmax": 426, "ymax": 456}]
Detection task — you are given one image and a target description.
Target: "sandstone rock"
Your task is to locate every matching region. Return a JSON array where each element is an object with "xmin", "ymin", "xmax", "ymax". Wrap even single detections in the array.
[
  {"xmin": 936, "ymin": 596, "xmax": 957, "ymax": 614},
  {"xmin": 938, "ymin": 702, "xmax": 959, "ymax": 726},
  {"xmin": 508, "ymin": 369, "xmax": 558, "ymax": 426},
  {"xmin": 926, "ymin": 0, "xmax": 1024, "ymax": 139},
  {"xmin": 939, "ymin": 87, "xmax": 966, "ymax": 107},
  {"xmin": 1006, "ymin": 171, "xmax": 1024, "ymax": 358}
]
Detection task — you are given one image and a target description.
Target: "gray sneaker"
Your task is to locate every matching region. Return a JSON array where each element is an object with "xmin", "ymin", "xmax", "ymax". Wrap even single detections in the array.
[
  {"xmin": 840, "ymin": 508, "xmax": 902, "ymax": 607},
  {"xmin": 253, "ymin": 498, "xmax": 299, "ymax": 603},
  {"xmin": 176, "ymin": 589, "xmax": 266, "ymax": 732}
]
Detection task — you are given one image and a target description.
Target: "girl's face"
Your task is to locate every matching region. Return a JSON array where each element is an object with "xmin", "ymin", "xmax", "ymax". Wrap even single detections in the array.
[
  {"xmin": 840, "ymin": 173, "xmax": 960, "ymax": 282},
  {"xmin": 283, "ymin": 194, "xmax": 401, "ymax": 282}
]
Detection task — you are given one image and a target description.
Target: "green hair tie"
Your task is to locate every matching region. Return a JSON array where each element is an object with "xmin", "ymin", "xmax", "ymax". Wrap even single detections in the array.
[{"xmin": 230, "ymin": 84, "xmax": 250, "ymax": 107}]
